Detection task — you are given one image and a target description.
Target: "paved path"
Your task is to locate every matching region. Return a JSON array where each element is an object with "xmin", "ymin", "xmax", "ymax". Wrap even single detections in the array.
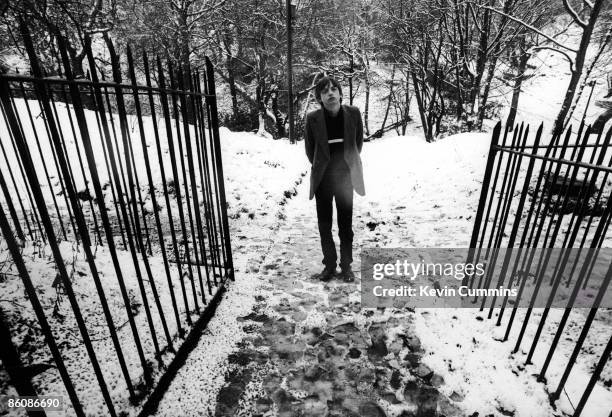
[{"xmin": 214, "ymin": 175, "xmax": 465, "ymax": 417}]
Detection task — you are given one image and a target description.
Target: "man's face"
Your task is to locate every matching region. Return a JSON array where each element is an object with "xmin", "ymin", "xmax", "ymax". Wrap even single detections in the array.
[{"xmin": 319, "ymin": 82, "xmax": 341, "ymax": 110}]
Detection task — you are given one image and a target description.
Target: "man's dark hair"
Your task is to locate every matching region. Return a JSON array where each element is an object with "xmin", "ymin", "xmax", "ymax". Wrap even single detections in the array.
[{"xmin": 314, "ymin": 76, "xmax": 343, "ymax": 105}]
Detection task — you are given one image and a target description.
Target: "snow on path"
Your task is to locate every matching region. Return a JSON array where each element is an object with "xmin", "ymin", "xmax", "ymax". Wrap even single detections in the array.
[{"xmin": 208, "ymin": 168, "xmax": 459, "ymax": 417}]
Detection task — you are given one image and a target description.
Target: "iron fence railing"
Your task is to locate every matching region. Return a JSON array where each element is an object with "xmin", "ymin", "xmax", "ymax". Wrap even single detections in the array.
[
  {"xmin": 467, "ymin": 121, "xmax": 612, "ymax": 417},
  {"xmin": 0, "ymin": 21, "xmax": 233, "ymax": 417}
]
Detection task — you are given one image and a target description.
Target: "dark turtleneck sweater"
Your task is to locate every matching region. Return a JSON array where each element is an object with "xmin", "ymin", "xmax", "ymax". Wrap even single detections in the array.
[{"xmin": 323, "ymin": 106, "xmax": 349, "ymax": 176}]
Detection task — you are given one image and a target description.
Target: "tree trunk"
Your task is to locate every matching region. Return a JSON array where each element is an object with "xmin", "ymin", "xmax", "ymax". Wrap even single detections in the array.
[
  {"xmin": 451, "ymin": 6, "xmax": 464, "ymax": 120},
  {"xmin": 453, "ymin": 56, "xmax": 464, "ymax": 120},
  {"xmin": 476, "ymin": 55, "xmax": 499, "ymax": 129},
  {"xmin": 226, "ymin": 55, "xmax": 239, "ymax": 116},
  {"xmin": 563, "ymin": 25, "xmax": 612, "ymax": 129},
  {"xmin": 271, "ymin": 90, "xmax": 285, "ymax": 138},
  {"xmin": 470, "ymin": 2, "xmax": 492, "ymax": 114},
  {"xmin": 363, "ymin": 52, "xmax": 370, "ymax": 136},
  {"xmin": 553, "ymin": 0, "xmax": 604, "ymax": 135},
  {"xmin": 411, "ymin": 69, "xmax": 431, "ymax": 141},
  {"xmin": 255, "ymin": 17, "xmax": 269, "ymax": 137},
  {"xmin": 402, "ymin": 72, "xmax": 410, "ymax": 135},
  {"xmin": 506, "ymin": 51, "xmax": 530, "ymax": 129},
  {"xmin": 256, "ymin": 75, "xmax": 268, "ymax": 137},
  {"xmin": 476, "ymin": 0, "xmax": 515, "ymax": 128},
  {"xmin": 67, "ymin": 45, "xmax": 85, "ymax": 78},
  {"xmin": 178, "ymin": 10, "xmax": 194, "ymax": 123},
  {"xmin": 380, "ymin": 64, "xmax": 396, "ymax": 134}
]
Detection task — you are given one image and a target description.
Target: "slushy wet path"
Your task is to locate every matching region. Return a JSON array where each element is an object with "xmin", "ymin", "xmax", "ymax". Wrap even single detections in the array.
[{"xmin": 213, "ymin": 175, "xmax": 461, "ymax": 417}]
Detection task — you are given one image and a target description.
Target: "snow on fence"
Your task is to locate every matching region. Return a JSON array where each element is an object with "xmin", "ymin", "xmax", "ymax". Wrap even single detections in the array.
[
  {"xmin": 466, "ymin": 121, "xmax": 612, "ymax": 416},
  {"xmin": 0, "ymin": 22, "xmax": 233, "ymax": 417}
]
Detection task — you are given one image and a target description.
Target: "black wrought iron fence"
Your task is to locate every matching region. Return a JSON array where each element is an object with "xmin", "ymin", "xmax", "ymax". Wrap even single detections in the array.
[
  {"xmin": 0, "ymin": 21, "xmax": 233, "ymax": 417},
  {"xmin": 467, "ymin": 121, "xmax": 612, "ymax": 416}
]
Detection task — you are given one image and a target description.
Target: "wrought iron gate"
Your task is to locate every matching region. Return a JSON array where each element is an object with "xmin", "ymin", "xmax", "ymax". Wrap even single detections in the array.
[
  {"xmin": 467, "ymin": 121, "xmax": 612, "ymax": 416},
  {"xmin": 0, "ymin": 22, "xmax": 233, "ymax": 417}
]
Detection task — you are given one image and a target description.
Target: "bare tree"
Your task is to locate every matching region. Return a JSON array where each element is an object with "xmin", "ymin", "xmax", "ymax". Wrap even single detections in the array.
[
  {"xmin": 551, "ymin": 0, "xmax": 606, "ymax": 133},
  {"xmin": 486, "ymin": 0, "xmax": 608, "ymax": 133},
  {"xmin": 563, "ymin": 23, "xmax": 612, "ymax": 128},
  {"xmin": 6, "ymin": 0, "xmax": 118, "ymax": 76}
]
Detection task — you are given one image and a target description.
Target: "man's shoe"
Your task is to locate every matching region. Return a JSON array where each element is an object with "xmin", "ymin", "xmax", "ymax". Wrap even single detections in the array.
[
  {"xmin": 318, "ymin": 266, "xmax": 336, "ymax": 282},
  {"xmin": 340, "ymin": 268, "xmax": 355, "ymax": 282}
]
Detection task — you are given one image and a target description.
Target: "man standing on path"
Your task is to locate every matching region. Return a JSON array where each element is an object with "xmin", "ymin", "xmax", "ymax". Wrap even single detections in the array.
[{"xmin": 304, "ymin": 76, "xmax": 365, "ymax": 282}]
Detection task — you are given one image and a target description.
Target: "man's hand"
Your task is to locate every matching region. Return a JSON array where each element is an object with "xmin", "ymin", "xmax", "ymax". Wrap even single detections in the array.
[
  {"xmin": 356, "ymin": 109, "xmax": 364, "ymax": 153},
  {"xmin": 305, "ymin": 114, "xmax": 314, "ymax": 164}
]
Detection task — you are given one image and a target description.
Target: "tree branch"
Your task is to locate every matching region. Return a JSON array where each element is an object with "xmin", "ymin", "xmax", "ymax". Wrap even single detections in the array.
[
  {"xmin": 214, "ymin": 68, "xmax": 257, "ymax": 107},
  {"xmin": 562, "ymin": 0, "xmax": 587, "ymax": 28},
  {"xmin": 85, "ymin": 0, "xmax": 104, "ymax": 30},
  {"xmin": 479, "ymin": 4, "xmax": 578, "ymax": 53},
  {"xmin": 468, "ymin": 2, "xmax": 484, "ymax": 34},
  {"xmin": 529, "ymin": 45, "xmax": 575, "ymax": 73}
]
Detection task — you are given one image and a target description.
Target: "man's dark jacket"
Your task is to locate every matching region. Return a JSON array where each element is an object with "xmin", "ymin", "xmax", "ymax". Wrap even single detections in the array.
[{"xmin": 304, "ymin": 104, "xmax": 365, "ymax": 200}]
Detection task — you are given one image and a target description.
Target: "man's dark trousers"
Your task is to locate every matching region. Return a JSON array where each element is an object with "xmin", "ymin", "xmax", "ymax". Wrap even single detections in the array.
[{"xmin": 315, "ymin": 170, "xmax": 353, "ymax": 270}]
